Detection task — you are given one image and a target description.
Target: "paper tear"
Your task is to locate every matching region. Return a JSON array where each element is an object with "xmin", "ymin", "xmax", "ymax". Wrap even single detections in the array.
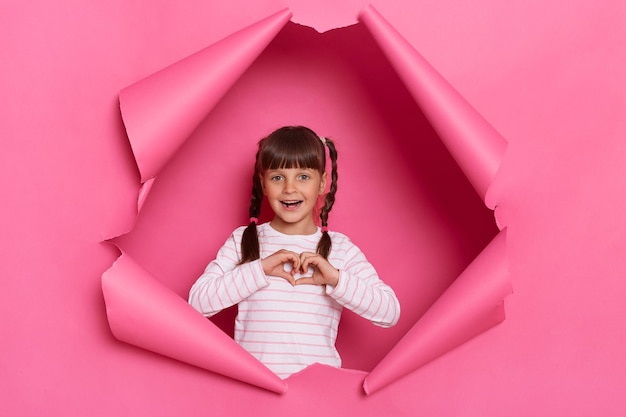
[
  {"xmin": 359, "ymin": 5, "xmax": 507, "ymax": 206},
  {"xmin": 137, "ymin": 177, "xmax": 155, "ymax": 213},
  {"xmin": 119, "ymin": 8, "xmax": 292, "ymax": 183},
  {"xmin": 104, "ymin": 5, "xmax": 512, "ymax": 396},
  {"xmin": 102, "ymin": 249, "xmax": 287, "ymax": 394},
  {"xmin": 363, "ymin": 229, "xmax": 512, "ymax": 395}
]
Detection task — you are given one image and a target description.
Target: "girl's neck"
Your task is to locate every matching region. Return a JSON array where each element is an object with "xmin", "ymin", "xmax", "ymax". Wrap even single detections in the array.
[{"xmin": 269, "ymin": 217, "xmax": 318, "ymax": 235}]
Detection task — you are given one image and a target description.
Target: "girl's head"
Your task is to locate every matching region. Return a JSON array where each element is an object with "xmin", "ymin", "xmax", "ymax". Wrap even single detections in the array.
[
  {"xmin": 255, "ymin": 126, "xmax": 326, "ymax": 177},
  {"xmin": 240, "ymin": 126, "xmax": 338, "ymax": 263}
]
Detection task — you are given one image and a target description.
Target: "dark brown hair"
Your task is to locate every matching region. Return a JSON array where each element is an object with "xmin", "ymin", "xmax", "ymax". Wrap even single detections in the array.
[{"xmin": 239, "ymin": 126, "xmax": 338, "ymax": 264}]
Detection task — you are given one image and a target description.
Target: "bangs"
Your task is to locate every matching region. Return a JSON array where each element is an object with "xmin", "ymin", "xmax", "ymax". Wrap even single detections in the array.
[{"xmin": 258, "ymin": 127, "xmax": 325, "ymax": 172}]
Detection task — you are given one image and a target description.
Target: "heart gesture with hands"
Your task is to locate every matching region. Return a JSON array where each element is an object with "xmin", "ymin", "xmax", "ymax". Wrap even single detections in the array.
[
  {"xmin": 261, "ymin": 250, "xmax": 339, "ymax": 287},
  {"xmin": 295, "ymin": 251, "xmax": 339, "ymax": 287}
]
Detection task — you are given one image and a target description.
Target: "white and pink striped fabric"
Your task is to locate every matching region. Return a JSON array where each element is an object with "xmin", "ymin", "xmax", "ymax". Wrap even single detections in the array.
[{"xmin": 189, "ymin": 223, "xmax": 400, "ymax": 379}]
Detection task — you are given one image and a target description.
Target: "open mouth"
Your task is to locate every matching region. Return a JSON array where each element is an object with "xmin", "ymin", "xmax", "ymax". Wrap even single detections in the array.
[{"xmin": 281, "ymin": 200, "xmax": 302, "ymax": 209}]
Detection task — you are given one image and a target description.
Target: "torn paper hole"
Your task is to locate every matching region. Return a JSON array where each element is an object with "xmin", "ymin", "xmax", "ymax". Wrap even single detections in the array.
[{"xmin": 102, "ymin": 5, "xmax": 511, "ymax": 395}]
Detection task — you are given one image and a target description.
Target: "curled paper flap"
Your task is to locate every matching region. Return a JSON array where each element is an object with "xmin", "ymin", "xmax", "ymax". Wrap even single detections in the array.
[
  {"xmin": 119, "ymin": 8, "xmax": 292, "ymax": 183},
  {"xmin": 137, "ymin": 177, "xmax": 155, "ymax": 213},
  {"xmin": 363, "ymin": 229, "xmax": 511, "ymax": 395},
  {"xmin": 101, "ymin": 251, "xmax": 287, "ymax": 394},
  {"xmin": 359, "ymin": 5, "xmax": 507, "ymax": 206}
]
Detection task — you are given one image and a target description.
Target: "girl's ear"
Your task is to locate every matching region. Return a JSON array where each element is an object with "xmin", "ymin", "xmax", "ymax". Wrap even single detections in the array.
[{"xmin": 319, "ymin": 172, "xmax": 328, "ymax": 194}]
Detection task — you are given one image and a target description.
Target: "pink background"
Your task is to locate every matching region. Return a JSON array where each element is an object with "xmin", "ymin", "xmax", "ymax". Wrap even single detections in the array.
[{"xmin": 2, "ymin": 0, "xmax": 625, "ymax": 416}]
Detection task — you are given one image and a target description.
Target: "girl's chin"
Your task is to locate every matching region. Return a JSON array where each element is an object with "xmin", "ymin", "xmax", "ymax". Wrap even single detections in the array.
[{"xmin": 270, "ymin": 218, "xmax": 317, "ymax": 234}]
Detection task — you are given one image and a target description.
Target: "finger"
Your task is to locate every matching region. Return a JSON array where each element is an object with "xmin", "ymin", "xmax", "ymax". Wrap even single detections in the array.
[
  {"xmin": 276, "ymin": 251, "xmax": 295, "ymax": 263},
  {"xmin": 274, "ymin": 252, "xmax": 299, "ymax": 275},
  {"xmin": 285, "ymin": 252, "xmax": 300, "ymax": 272},
  {"xmin": 276, "ymin": 272, "xmax": 296, "ymax": 286},
  {"xmin": 299, "ymin": 252, "xmax": 317, "ymax": 272},
  {"xmin": 294, "ymin": 276, "xmax": 319, "ymax": 286}
]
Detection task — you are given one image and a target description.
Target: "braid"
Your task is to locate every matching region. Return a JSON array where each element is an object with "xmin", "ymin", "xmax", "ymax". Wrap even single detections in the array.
[
  {"xmin": 316, "ymin": 138, "xmax": 338, "ymax": 259},
  {"xmin": 239, "ymin": 165, "xmax": 264, "ymax": 264}
]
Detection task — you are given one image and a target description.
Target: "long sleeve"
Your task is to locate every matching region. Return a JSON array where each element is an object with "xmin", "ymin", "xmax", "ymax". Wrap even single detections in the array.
[
  {"xmin": 187, "ymin": 223, "xmax": 399, "ymax": 379},
  {"xmin": 326, "ymin": 238, "xmax": 400, "ymax": 327},
  {"xmin": 188, "ymin": 231, "xmax": 269, "ymax": 317}
]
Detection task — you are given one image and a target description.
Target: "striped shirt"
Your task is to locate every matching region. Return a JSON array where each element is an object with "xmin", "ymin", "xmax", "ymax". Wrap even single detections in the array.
[{"xmin": 189, "ymin": 223, "xmax": 400, "ymax": 379}]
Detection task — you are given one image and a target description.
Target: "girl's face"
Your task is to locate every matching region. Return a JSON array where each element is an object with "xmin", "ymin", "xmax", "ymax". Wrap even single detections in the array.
[{"xmin": 260, "ymin": 167, "xmax": 327, "ymax": 235}]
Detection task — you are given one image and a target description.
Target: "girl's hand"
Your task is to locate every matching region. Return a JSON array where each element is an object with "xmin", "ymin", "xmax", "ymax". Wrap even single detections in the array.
[
  {"xmin": 295, "ymin": 252, "xmax": 339, "ymax": 287},
  {"xmin": 261, "ymin": 249, "xmax": 300, "ymax": 286}
]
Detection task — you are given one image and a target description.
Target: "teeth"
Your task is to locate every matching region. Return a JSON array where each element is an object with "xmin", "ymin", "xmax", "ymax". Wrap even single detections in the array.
[{"xmin": 282, "ymin": 201, "xmax": 302, "ymax": 207}]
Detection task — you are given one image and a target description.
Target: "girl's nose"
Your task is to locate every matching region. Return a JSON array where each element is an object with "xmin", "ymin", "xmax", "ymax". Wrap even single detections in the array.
[{"xmin": 283, "ymin": 178, "xmax": 296, "ymax": 193}]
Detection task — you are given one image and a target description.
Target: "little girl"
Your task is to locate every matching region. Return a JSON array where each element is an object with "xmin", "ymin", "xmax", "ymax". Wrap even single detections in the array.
[{"xmin": 189, "ymin": 126, "xmax": 400, "ymax": 379}]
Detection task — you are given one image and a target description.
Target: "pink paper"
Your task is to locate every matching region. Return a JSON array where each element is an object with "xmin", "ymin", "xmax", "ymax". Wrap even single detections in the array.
[
  {"xmin": 107, "ymin": 7, "xmax": 512, "ymax": 394},
  {"xmin": 137, "ymin": 177, "xmax": 155, "ymax": 213},
  {"xmin": 102, "ymin": 249, "xmax": 287, "ymax": 394},
  {"xmin": 359, "ymin": 5, "xmax": 507, "ymax": 207},
  {"xmin": 4, "ymin": 0, "xmax": 625, "ymax": 415},
  {"xmin": 364, "ymin": 229, "xmax": 511, "ymax": 394},
  {"xmin": 119, "ymin": 8, "xmax": 292, "ymax": 183}
]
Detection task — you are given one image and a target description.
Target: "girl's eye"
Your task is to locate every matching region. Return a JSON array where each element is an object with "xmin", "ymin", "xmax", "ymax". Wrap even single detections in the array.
[
  {"xmin": 298, "ymin": 174, "xmax": 310, "ymax": 181},
  {"xmin": 271, "ymin": 175, "xmax": 283, "ymax": 181}
]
